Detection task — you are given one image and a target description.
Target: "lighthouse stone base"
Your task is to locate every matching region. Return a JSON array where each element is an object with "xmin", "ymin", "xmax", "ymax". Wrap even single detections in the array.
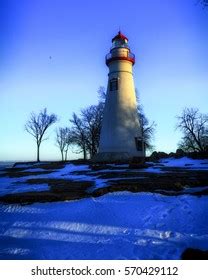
[{"xmin": 92, "ymin": 152, "xmax": 143, "ymax": 163}]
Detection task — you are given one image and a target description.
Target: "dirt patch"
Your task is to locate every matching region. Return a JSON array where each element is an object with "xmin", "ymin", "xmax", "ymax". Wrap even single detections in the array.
[
  {"xmin": 0, "ymin": 179, "xmax": 93, "ymax": 204},
  {"xmin": 26, "ymin": 178, "xmax": 93, "ymax": 192},
  {"xmin": 0, "ymin": 162, "xmax": 67, "ymax": 178},
  {"xmin": 32, "ymin": 162, "xmax": 67, "ymax": 170},
  {"xmin": 0, "ymin": 170, "xmax": 54, "ymax": 178},
  {"xmin": 13, "ymin": 161, "xmax": 67, "ymax": 170}
]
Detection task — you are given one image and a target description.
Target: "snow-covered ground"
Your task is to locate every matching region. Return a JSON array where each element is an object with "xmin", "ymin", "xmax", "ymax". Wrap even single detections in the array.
[
  {"xmin": 160, "ymin": 157, "xmax": 208, "ymax": 169},
  {"xmin": 0, "ymin": 192, "xmax": 208, "ymax": 259},
  {"xmin": 1, "ymin": 157, "xmax": 208, "ymax": 196},
  {"xmin": 0, "ymin": 174, "xmax": 50, "ymax": 196},
  {"xmin": 0, "ymin": 157, "xmax": 208, "ymax": 259},
  {"xmin": 0, "ymin": 164, "xmax": 93, "ymax": 196}
]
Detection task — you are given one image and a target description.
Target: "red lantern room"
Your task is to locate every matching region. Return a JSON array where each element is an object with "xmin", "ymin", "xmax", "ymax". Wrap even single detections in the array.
[
  {"xmin": 106, "ymin": 31, "xmax": 135, "ymax": 66},
  {"xmin": 111, "ymin": 31, "xmax": 129, "ymax": 49}
]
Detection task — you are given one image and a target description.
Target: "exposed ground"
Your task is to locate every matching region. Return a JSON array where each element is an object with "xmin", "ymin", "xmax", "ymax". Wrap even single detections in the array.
[{"xmin": 0, "ymin": 158, "xmax": 208, "ymax": 204}]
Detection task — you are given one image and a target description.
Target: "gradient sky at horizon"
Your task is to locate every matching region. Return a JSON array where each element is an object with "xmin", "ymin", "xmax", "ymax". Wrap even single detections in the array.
[{"xmin": 0, "ymin": 0, "xmax": 208, "ymax": 161}]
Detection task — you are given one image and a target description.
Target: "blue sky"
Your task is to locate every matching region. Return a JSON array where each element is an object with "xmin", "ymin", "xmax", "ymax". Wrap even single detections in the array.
[{"xmin": 0, "ymin": 0, "xmax": 208, "ymax": 161}]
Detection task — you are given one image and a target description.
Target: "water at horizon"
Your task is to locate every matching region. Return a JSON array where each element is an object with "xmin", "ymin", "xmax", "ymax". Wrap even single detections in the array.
[{"xmin": 0, "ymin": 161, "xmax": 15, "ymax": 170}]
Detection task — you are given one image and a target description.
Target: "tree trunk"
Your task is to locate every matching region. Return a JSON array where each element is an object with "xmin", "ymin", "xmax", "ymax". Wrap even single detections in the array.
[
  {"xmin": 65, "ymin": 150, "xmax": 68, "ymax": 161},
  {"xmin": 37, "ymin": 144, "xmax": 40, "ymax": 162},
  {"xmin": 61, "ymin": 150, "xmax": 64, "ymax": 161},
  {"xmin": 83, "ymin": 147, "xmax": 87, "ymax": 160}
]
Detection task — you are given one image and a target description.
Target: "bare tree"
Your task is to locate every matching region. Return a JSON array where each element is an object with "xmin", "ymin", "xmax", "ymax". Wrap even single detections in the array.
[
  {"xmin": 25, "ymin": 108, "xmax": 57, "ymax": 162},
  {"xmin": 70, "ymin": 102, "xmax": 104, "ymax": 159},
  {"xmin": 69, "ymin": 87, "xmax": 106, "ymax": 160},
  {"xmin": 55, "ymin": 127, "xmax": 72, "ymax": 161},
  {"xmin": 81, "ymin": 103, "xmax": 104, "ymax": 158},
  {"xmin": 70, "ymin": 113, "xmax": 88, "ymax": 159},
  {"xmin": 176, "ymin": 108, "xmax": 208, "ymax": 153},
  {"xmin": 136, "ymin": 89, "xmax": 156, "ymax": 153},
  {"xmin": 64, "ymin": 134, "xmax": 72, "ymax": 161},
  {"xmin": 139, "ymin": 109, "xmax": 156, "ymax": 153}
]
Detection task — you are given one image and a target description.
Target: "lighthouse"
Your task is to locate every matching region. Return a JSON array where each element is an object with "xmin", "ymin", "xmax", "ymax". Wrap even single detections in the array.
[{"xmin": 95, "ymin": 31, "xmax": 144, "ymax": 162}]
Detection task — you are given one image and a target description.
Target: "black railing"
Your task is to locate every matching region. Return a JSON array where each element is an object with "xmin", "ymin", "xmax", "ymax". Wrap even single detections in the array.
[
  {"xmin": 105, "ymin": 52, "xmax": 135, "ymax": 65},
  {"xmin": 106, "ymin": 52, "xmax": 135, "ymax": 60}
]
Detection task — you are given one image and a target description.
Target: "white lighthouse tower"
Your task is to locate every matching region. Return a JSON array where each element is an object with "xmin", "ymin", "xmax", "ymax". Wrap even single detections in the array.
[{"xmin": 95, "ymin": 31, "xmax": 144, "ymax": 162}]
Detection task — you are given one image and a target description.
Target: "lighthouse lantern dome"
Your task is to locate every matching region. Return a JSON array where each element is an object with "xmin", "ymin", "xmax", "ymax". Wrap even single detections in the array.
[{"xmin": 111, "ymin": 31, "xmax": 129, "ymax": 49}]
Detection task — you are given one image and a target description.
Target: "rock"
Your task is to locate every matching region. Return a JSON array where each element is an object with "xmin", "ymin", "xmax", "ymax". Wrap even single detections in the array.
[
  {"xmin": 129, "ymin": 157, "xmax": 147, "ymax": 169},
  {"xmin": 168, "ymin": 152, "xmax": 175, "ymax": 158},
  {"xmin": 150, "ymin": 151, "xmax": 169, "ymax": 161},
  {"xmin": 175, "ymin": 149, "xmax": 186, "ymax": 158},
  {"xmin": 181, "ymin": 248, "xmax": 208, "ymax": 260}
]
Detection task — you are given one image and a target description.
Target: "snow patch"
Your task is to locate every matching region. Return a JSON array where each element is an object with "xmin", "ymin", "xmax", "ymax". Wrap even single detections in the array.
[
  {"xmin": 160, "ymin": 157, "xmax": 208, "ymax": 169},
  {"xmin": 20, "ymin": 168, "xmax": 46, "ymax": 172}
]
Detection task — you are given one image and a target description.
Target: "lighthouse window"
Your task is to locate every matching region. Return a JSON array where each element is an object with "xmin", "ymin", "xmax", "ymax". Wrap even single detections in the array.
[
  {"xmin": 135, "ymin": 137, "xmax": 143, "ymax": 151},
  {"xmin": 110, "ymin": 78, "xmax": 118, "ymax": 91}
]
